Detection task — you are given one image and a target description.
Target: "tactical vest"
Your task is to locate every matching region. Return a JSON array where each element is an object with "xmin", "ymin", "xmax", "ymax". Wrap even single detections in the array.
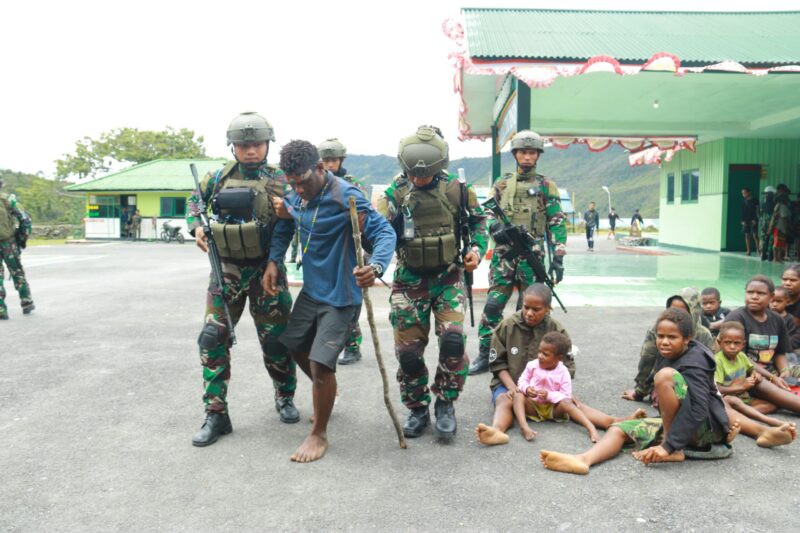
[
  {"xmin": 210, "ymin": 162, "xmax": 282, "ymax": 260},
  {"xmin": 498, "ymin": 172, "xmax": 548, "ymax": 237},
  {"xmin": 393, "ymin": 175, "xmax": 461, "ymax": 271},
  {"xmin": 0, "ymin": 196, "xmax": 15, "ymax": 241}
]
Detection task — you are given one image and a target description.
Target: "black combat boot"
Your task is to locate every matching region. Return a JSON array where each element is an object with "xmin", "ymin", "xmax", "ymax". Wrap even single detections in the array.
[
  {"xmin": 468, "ymin": 345, "xmax": 490, "ymax": 375},
  {"xmin": 275, "ymin": 397, "xmax": 300, "ymax": 424},
  {"xmin": 403, "ymin": 406, "xmax": 430, "ymax": 438},
  {"xmin": 22, "ymin": 302, "xmax": 35, "ymax": 315},
  {"xmin": 434, "ymin": 398, "xmax": 457, "ymax": 441},
  {"xmin": 192, "ymin": 412, "xmax": 233, "ymax": 447},
  {"xmin": 338, "ymin": 349, "xmax": 362, "ymax": 366}
]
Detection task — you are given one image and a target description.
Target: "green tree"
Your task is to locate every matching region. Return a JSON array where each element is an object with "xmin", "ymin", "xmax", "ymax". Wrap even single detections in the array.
[{"xmin": 55, "ymin": 127, "xmax": 206, "ymax": 179}]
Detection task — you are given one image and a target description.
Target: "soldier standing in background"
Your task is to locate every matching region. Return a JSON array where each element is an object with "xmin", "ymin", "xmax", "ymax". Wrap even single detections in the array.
[
  {"xmin": 318, "ymin": 138, "xmax": 365, "ymax": 365},
  {"xmin": 0, "ymin": 177, "xmax": 34, "ymax": 319},
  {"xmin": 469, "ymin": 130, "xmax": 568, "ymax": 376},
  {"xmin": 378, "ymin": 125, "xmax": 488, "ymax": 441},
  {"xmin": 584, "ymin": 201, "xmax": 599, "ymax": 252},
  {"xmin": 187, "ymin": 112, "xmax": 298, "ymax": 447}
]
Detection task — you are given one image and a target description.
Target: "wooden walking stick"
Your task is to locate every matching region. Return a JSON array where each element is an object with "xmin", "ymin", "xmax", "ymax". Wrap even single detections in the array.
[{"xmin": 348, "ymin": 196, "xmax": 407, "ymax": 449}]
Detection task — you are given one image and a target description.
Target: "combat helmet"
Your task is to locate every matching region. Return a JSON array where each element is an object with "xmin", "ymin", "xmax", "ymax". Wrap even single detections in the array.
[
  {"xmin": 510, "ymin": 130, "xmax": 545, "ymax": 153},
  {"xmin": 397, "ymin": 125, "xmax": 449, "ymax": 178},
  {"xmin": 318, "ymin": 138, "xmax": 347, "ymax": 159},
  {"xmin": 226, "ymin": 112, "xmax": 276, "ymax": 145}
]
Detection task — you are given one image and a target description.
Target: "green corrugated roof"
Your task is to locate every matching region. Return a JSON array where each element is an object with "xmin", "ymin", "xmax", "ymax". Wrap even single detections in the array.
[
  {"xmin": 65, "ymin": 158, "xmax": 229, "ymax": 192},
  {"xmin": 463, "ymin": 9, "xmax": 800, "ymax": 66}
]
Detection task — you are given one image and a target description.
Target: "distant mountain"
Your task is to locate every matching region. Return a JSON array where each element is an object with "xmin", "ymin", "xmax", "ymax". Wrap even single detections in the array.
[{"xmin": 343, "ymin": 144, "xmax": 661, "ymax": 218}]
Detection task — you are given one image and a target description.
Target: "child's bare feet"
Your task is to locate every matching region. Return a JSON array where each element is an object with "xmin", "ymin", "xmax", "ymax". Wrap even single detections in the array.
[
  {"xmin": 520, "ymin": 425, "xmax": 537, "ymax": 441},
  {"xmin": 613, "ymin": 408, "xmax": 648, "ymax": 424},
  {"xmin": 756, "ymin": 422, "xmax": 797, "ymax": 448},
  {"xmin": 540, "ymin": 450, "xmax": 589, "ymax": 475},
  {"xmin": 621, "ymin": 389, "xmax": 641, "ymax": 402},
  {"xmin": 475, "ymin": 423, "xmax": 509, "ymax": 445},
  {"xmin": 290, "ymin": 434, "xmax": 329, "ymax": 463},
  {"xmin": 726, "ymin": 421, "xmax": 741, "ymax": 443}
]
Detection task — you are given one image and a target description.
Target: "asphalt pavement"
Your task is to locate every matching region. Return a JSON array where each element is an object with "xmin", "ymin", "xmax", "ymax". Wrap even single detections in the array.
[{"xmin": 1, "ymin": 239, "xmax": 798, "ymax": 532}]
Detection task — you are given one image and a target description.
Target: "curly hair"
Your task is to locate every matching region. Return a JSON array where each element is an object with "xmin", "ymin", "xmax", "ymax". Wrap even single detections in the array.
[
  {"xmin": 656, "ymin": 307, "xmax": 693, "ymax": 339},
  {"xmin": 279, "ymin": 140, "xmax": 320, "ymax": 176},
  {"xmin": 746, "ymin": 274, "xmax": 774, "ymax": 294},
  {"xmin": 540, "ymin": 331, "xmax": 571, "ymax": 358},
  {"xmin": 717, "ymin": 320, "xmax": 745, "ymax": 339}
]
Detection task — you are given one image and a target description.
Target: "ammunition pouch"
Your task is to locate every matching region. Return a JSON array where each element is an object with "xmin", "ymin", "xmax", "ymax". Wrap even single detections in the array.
[
  {"xmin": 212, "ymin": 187, "xmax": 256, "ymax": 220},
  {"xmin": 211, "ymin": 221, "xmax": 268, "ymax": 260},
  {"xmin": 402, "ymin": 233, "xmax": 457, "ymax": 271}
]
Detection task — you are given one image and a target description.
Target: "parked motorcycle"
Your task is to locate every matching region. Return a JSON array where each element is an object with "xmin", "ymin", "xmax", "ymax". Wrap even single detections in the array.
[{"xmin": 160, "ymin": 221, "xmax": 185, "ymax": 244}]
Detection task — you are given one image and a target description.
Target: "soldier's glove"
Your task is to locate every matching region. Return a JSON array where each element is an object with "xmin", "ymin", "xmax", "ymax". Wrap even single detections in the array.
[
  {"xmin": 15, "ymin": 232, "xmax": 27, "ymax": 250},
  {"xmin": 550, "ymin": 255, "xmax": 564, "ymax": 283}
]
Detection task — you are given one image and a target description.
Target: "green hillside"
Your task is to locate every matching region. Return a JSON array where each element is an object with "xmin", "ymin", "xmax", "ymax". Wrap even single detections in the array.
[
  {"xmin": 1, "ymin": 169, "xmax": 84, "ymax": 224},
  {"xmin": 344, "ymin": 144, "xmax": 660, "ymax": 218}
]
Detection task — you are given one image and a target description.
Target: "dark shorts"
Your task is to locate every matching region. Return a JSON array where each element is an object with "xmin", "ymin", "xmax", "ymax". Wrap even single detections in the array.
[
  {"xmin": 491, "ymin": 385, "xmax": 509, "ymax": 405},
  {"xmin": 279, "ymin": 290, "xmax": 360, "ymax": 371},
  {"xmin": 742, "ymin": 221, "xmax": 757, "ymax": 235}
]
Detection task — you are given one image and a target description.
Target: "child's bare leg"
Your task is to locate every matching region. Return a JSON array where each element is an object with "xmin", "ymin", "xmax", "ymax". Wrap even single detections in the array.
[
  {"xmin": 725, "ymin": 406, "xmax": 797, "ymax": 447},
  {"xmin": 540, "ymin": 426, "xmax": 631, "ymax": 475},
  {"xmin": 653, "ymin": 368, "xmax": 680, "ymax": 436},
  {"xmin": 725, "ymin": 396, "xmax": 784, "ymax": 427},
  {"xmin": 555, "ymin": 399, "xmax": 600, "ymax": 442},
  {"xmin": 752, "ymin": 380, "xmax": 800, "ymax": 414},
  {"xmin": 513, "ymin": 394, "xmax": 538, "ymax": 441},
  {"xmin": 574, "ymin": 398, "xmax": 646, "ymax": 429},
  {"xmin": 750, "ymin": 398, "xmax": 778, "ymax": 415},
  {"xmin": 476, "ymin": 395, "xmax": 512, "ymax": 446}
]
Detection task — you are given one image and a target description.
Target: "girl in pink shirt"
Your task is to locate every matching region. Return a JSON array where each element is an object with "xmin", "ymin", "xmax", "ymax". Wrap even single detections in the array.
[{"xmin": 515, "ymin": 332, "xmax": 646, "ymax": 442}]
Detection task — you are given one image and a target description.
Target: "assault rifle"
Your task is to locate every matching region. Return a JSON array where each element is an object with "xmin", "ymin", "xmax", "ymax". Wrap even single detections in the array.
[
  {"xmin": 190, "ymin": 163, "xmax": 237, "ymax": 345},
  {"xmin": 482, "ymin": 197, "xmax": 566, "ymax": 313},
  {"xmin": 457, "ymin": 169, "xmax": 475, "ymax": 327}
]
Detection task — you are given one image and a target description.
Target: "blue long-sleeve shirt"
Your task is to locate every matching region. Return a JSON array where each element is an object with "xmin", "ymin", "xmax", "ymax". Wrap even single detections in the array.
[{"xmin": 269, "ymin": 172, "xmax": 396, "ymax": 307}]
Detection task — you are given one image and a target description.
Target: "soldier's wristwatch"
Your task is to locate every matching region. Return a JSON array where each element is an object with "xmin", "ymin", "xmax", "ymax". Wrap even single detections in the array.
[{"xmin": 369, "ymin": 263, "xmax": 384, "ymax": 278}]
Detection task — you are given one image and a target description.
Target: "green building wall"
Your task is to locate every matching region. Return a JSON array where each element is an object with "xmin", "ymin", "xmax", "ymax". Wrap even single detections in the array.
[{"xmin": 660, "ymin": 138, "xmax": 800, "ymax": 251}]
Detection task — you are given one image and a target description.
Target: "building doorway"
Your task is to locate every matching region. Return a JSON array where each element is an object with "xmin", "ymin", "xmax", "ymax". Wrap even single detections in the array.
[{"xmin": 725, "ymin": 165, "xmax": 761, "ymax": 252}]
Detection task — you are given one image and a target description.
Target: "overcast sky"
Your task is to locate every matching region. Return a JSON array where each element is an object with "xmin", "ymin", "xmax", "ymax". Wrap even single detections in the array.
[{"xmin": 1, "ymin": 0, "xmax": 793, "ymax": 176}]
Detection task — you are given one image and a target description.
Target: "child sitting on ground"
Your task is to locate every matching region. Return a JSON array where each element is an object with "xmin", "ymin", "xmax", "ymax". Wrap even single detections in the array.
[
  {"xmin": 512, "ymin": 331, "xmax": 645, "ymax": 443},
  {"xmin": 714, "ymin": 321, "xmax": 786, "ymax": 426},
  {"xmin": 476, "ymin": 284, "xmax": 641, "ymax": 446},
  {"xmin": 700, "ymin": 287, "xmax": 730, "ymax": 335},
  {"xmin": 769, "ymin": 286, "xmax": 800, "ymax": 351},
  {"xmin": 540, "ymin": 308, "xmax": 738, "ymax": 475},
  {"xmin": 725, "ymin": 275, "xmax": 800, "ymax": 388}
]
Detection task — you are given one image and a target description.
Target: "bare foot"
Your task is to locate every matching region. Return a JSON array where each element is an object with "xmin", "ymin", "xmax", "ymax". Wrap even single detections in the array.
[
  {"xmin": 756, "ymin": 423, "xmax": 797, "ymax": 448},
  {"xmin": 614, "ymin": 408, "xmax": 648, "ymax": 423},
  {"xmin": 620, "ymin": 389, "xmax": 640, "ymax": 402},
  {"xmin": 475, "ymin": 423, "xmax": 509, "ymax": 446},
  {"xmin": 520, "ymin": 425, "xmax": 537, "ymax": 441},
  {"xmin": 632, "ymin": 448, "xmax": 685, "ymax": 464},
  {"xmin": 727, "ymin": 421, "xmax": 741, "ymax": 443},
  {"xmin": 290, "ymin": 434, "xmax": 329, "ymax": 463},
  {"xmin": 539, "ymin": 450, "xmax": 589, "ymax": 475}
]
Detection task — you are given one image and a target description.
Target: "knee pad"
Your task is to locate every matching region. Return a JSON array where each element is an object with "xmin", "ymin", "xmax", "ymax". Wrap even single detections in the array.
[
  {"xmin": 262, "ymin": 335, "xmax": 287, "ymax": 357},
  {"xmin": 484, "ymin": 296, "xmax": 502, "ymax": 317},
  {"xmin": 398, "ymin": 349, "xmax": 426, "ymax": 375},
  {"xmin": 198, "ymin": 322, "xmax": 228, "ymax": 350},
  {"xmin": 439, "ymin": 331, "xmax": 464, "ymax": 360}
]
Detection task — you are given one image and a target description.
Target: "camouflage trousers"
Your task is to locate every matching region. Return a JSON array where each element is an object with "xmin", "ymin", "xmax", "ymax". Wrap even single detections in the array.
[
  {"xmin": 344, "ymin": 313, "xmax": 363, "ymax": 354},
  {"xmin": 199, "ymin": 260, "xmax": 296, "ymax": 414},
  {"xmin": 0, "ymin": 240, "xmax": 33, "ymax": 313},
  {"xmin": 389, "ymin": 265, "xmax": 468, "ymax": 408},
  {"xmin": 477, "ymin": 251, "xmax": 537, "ymax": 352}
]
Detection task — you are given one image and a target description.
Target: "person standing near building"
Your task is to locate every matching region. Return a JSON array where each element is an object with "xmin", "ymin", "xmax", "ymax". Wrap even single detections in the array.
[
  {"xmin": 130, "ymin": 209, "xmax": 142, "ymax": 240},
  {"xmin": 607, "ymin": 207, "xmax": 621, "ymax": 240},
  {"xmin": 264, "ymin": 139, "xmax": 396, "ymax": 462},
  {"xmin": 760, "ymin": 186, "xmax": 776, "ymax": 261},
  {"xmin": 378, "ymin": 125, "xmax": 487, "ymax": 441},
  {"xmin": 469, "ymin": 130, "xmax": 567, "ymax": 376},
  {"xmin": 318, "ymin": 138, "xmax": 366, "ymax": 366},
  {"xmin": 583, "ymin": 201, "xmax": 599, "ymax": 252},
  {"xmin": 741, "ymin": 188, "xmax": 759, "ymax": 256},
  {"xmin": 187, "ymin": 112, "xmax": 298, "ymax": 447},
  {"xmin": 0, "ymin": 178, "xmax": 34, "ymax": 319}
]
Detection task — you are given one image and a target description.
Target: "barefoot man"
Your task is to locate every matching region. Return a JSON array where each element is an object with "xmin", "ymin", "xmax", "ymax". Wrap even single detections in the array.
[{"xmin": 264, "ymin": 140, "xmax": 396, "ymax": 463}]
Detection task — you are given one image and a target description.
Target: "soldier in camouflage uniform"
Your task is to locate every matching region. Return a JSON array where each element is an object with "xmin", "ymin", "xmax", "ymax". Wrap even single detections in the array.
[
  {"xmin": 187, "ymin": 112, "xmax": 298, "ymax": 447},
  {"xmin": 0, "ymin": 177, "xmax": 34, "ymax": 319},
  {"xmin": 378, "ymin": 126, "xmax": 488, "ymax": 441},
  {"xmin": 470, "ymin": 130, "xmax": 568, "ymax": 376},
  {"xmin": 622, "ymin": 287, "xmax": 717, "ymax": 402},
  {"xmin": 318, "ymin": 138, "xmax": 364, "ymax": 365}
]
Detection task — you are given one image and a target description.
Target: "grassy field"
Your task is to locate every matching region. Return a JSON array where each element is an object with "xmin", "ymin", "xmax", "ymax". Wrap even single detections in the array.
[{"xmin": 27, "ymin": 239, "xmax": 67, "ymax": 246}]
